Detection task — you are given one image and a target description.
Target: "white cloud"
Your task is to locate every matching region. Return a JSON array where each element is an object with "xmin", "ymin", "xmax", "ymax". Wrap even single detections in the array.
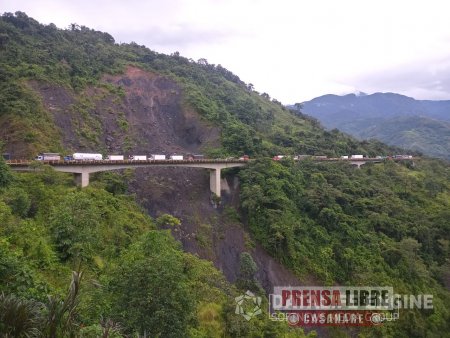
[{"xmin": 3, "ymin": 0, "xmax": 450, "ymax": 103}]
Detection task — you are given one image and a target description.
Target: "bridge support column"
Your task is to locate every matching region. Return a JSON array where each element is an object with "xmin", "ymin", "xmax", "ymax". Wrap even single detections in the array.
[
  {"xmin": 209, "ymin": 168, "xmax": 221, "ymax": 197},
  {"xmin": 350, "ymin": 161, "xmax": 365, "ymax": 168},
  {"xmin": 74, "ymin": 172, "xmax": 90, "ymax": 187}
]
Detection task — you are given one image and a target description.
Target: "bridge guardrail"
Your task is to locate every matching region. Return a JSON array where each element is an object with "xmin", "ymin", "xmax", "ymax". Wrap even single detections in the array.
[
  {"xmin": 6, "ymin": 157, "xmax": 417, "ymax": 166},
  {"xmin": 6, "ymin": 159, "xmax": 250, "ymax": 166}
]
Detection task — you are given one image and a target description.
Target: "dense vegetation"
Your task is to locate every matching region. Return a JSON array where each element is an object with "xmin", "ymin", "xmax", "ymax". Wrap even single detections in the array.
[
  {"xmin": 0, "ymin": 159, "xmax": 308, "ymax": 337},
  {"xmin": 240, "ymin": 158, "xmax": 450, "ymax": 337},
  {"xmin": 358, "ymin": 116, "xmax": 450, "ymax": 160},
  {"xmin": 1, "ymin": 11, "xmax": 450, "ymax": 337}
]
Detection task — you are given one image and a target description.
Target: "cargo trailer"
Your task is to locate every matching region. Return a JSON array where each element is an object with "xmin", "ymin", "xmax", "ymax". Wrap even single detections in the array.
[
  {"xmin": 150, "ymin": 154, "xmax": 166, "ymax": 160},
  {"xmin": 130, "ymin": 155, "xmax": 147, "ymax": 161},
  {"xmin": 73, "ymin": 153, "xmax": 103, "ymax": 160},
  {"xmin": 107, "ymin": 155, "xmax": 124, "ymax": 161}
]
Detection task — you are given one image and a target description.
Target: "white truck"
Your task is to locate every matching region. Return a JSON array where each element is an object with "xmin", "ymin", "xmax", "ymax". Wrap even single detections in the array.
[
  {"xmin": 150, "ymin": 154, "xmax": 166, "ymax": 160},
  {"xmin": 106, "ymin": 155, "xmax": 124, "ymax": 161},
  {"xmin": 130, "ymin": 155, "xmax": 147, "ymax": 161},
  {"xmin": 341, "ymin": 155, "xmax": 349, "ymax": 159},
  {"xmin": 73, "ymin": 153, "xmax": 103, "ymax": 161},
  {"xmin": 170, "ymin": 155, "xmax": 184, "ymax": 160},
  {"xmin": 351, "ymin": 155, "xmax": 364, "ymax": 159},
  {"xmin": 36, "ymin": 153, "xmax": 61, "ymax": 161}
]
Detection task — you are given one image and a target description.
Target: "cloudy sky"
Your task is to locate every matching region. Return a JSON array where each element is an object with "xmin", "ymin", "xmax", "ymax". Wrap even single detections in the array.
[{"xmin": 3, "ymin": 0, "xmax": 450, "ymax": 103}]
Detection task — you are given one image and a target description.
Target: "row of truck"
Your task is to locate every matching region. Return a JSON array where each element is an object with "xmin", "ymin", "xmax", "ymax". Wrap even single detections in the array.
[
  {"xmin": 273, "ymin": 154, "xmax": 413, "ymax": 160},
  {"xmin": 35, "ymin": 153, "xmax": 205, "ymax": 161},
  {"xmin": 34, "ymin": 153, "xmax": 412, "ymax": 162},
  {"xmin": 273, "ymin": 154, "xmax": 365, "ymax": 160}
]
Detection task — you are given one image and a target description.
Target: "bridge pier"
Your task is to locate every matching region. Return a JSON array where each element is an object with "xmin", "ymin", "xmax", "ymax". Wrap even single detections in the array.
[
  {"xmin": 74, "ymin": 172, "xmax": 90, "ymax": 187},
  {"xmin": 350, "ymin": 161, "xmax": 366, "ymax": 168},
  {"xmin": 209, "ymin": 168, "xmax": 221, "ymax": 197}
]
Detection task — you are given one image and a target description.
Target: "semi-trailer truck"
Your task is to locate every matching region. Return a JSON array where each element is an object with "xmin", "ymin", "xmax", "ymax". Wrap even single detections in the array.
[
  {"xmin": 150, "ymin": 154, "xmax": 166, "ymax": 160},
  {"xmin": 130, "ymin": 155, "xmax": 147, "ymax": 160},
  {"xmin": 35, "ymin": 153, "xmax": 61, "ymax": 161},
  {"xmin": 186, "ymin": 154, "xmax": 204, "ymax": 160},
  {"xmin": 73, "ymin": 153, "xmax": 103, "ymax": 160},
  {"xmin": 107, "ymin": 155, "xmax": 124, "ymax": 161},
  {"xmin": 193, "ymin": 154, "xmax": 204, "ymax": 160}
]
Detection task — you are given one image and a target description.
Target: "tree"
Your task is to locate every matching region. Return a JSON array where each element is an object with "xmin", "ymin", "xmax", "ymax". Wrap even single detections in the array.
[
  {"xmin": 44, "ymin": 271, "xmax": 83, "ymax": 338},
  {"xmin": 3, "ymin": 187, "xmax": 31, "ymax": 217},
  {"xmin": 0, "ymin": 271, "xmax": 83, "ymax": 338},
  {"xmin": 0, "ymin": 292, "xmax": 44, "ymax": 337},
  {"xmin": 49, "ymin": 191, "xmax": 101, "ymax": 261},
  {"xmin": 156, "ymin": 213, "xmax": 181, "ymax": 227},
  {"xmin": 239, "ymin": 252, "xmax": 257, "ymax": 282},
  {"xmin": 69, "ymin": 23, "xmax": 80, "ymax": 31},
  {"xmin": 106, "ymin": 231, "xmax": 195, "ymax": 337},
  {"xmin": 0, "ymin": 156, "xmax": 12, "ymax": 188}
]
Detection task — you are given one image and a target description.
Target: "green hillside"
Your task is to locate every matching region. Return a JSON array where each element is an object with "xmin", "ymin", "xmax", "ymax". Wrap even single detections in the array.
[
  {"xmin": 299, "ymin": 93, "xmax": 450, "ymax": 160},
  {"xmin": 362, "ymin": 116, "xmax": 450, "ymax": 160},
  {"xmin": 0, "ymin": 161, "xmax": 306, "ymax": 337},
  {"xmin": 0, "ymin": 11, "xmax": 395, "ymax": 159},
  {"xmin": 1, "ymin": 12, "xmax": 450, "ymax": 337}
]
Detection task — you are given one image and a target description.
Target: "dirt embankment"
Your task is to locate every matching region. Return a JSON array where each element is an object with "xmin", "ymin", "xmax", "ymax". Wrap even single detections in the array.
[{"xmin": 30, "ymin": 66, "xmax": 305, "ymax": 293}]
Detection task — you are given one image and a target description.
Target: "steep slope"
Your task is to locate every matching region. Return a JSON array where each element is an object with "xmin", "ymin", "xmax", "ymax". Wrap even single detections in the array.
[
  {"xmin": 0, "ymin": 12, "xmax": 308, "ymax": 291},
  {"xmin": 1, "ymin": 12, "xmax": 450, "ymax": 337},
  {"xmin": 0, "ymin": 163, "xmax": 309, "ymax": 337},
  {"xmin": 30, "ymin": 66, "xmax": 219, "ymax": 155},
  {"xmin": 298, "ymin": 92, "xmax": 450, "ymax": 159},
  {"xmin": 26, "ymin": 64, "xmax": 300, "ymax": 289}
]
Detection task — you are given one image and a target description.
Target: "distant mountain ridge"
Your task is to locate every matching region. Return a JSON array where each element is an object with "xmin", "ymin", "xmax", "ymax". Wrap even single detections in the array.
[{"xmin": 297, "ymin": 92, "xmax": 450, "ymax": 160}]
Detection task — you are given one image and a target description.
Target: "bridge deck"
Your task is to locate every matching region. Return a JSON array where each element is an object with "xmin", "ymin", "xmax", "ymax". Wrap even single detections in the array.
[
  {"xmin": 6, "ymin": 157, "xmax": 416, "ymax": 166},
  {"xmin": 6, "ymin": 159, "xmax": 249, "ymax": 166}
]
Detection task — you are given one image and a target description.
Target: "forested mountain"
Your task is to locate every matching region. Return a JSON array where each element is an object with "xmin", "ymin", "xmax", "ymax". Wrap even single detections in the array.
[
  {"xmin": 298, "ymin": 92, "xmax": 450, "ymax": 160},
  {"xmin": 1, "ymin": 12, "xmax": 450, "ymax": 337}
]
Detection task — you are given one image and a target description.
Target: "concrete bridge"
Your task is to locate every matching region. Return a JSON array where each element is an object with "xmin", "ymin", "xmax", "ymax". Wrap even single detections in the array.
[
  {"xmin": 313, "ymin": 157, "xmax": 415, "ymax": 168},
  {"xmin": 7, "ymin": 159, "xmax": 247, "ymax": 197},
  {"xmin": 314, "ymin": 157, "xmax": 386, "ymax": 168},
  {"xmin": 6, "ymin": 157, "xmax": 415, "ymax": 196}
]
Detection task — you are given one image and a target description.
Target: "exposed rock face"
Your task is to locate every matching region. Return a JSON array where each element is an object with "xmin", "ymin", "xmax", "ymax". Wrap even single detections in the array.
[
  {"xmin": 102, "ymin": 66, "xmax": 220, "ymax": 154},
  {"xmin": 33, "ymin": 66, "xmax": 219, "ymax": 154}
]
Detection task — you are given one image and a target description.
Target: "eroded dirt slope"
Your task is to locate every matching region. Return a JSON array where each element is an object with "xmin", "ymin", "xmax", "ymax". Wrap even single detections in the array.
[{"xmin": 33, "ymin": 66, "xmax": 219, "ymax": 154}]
